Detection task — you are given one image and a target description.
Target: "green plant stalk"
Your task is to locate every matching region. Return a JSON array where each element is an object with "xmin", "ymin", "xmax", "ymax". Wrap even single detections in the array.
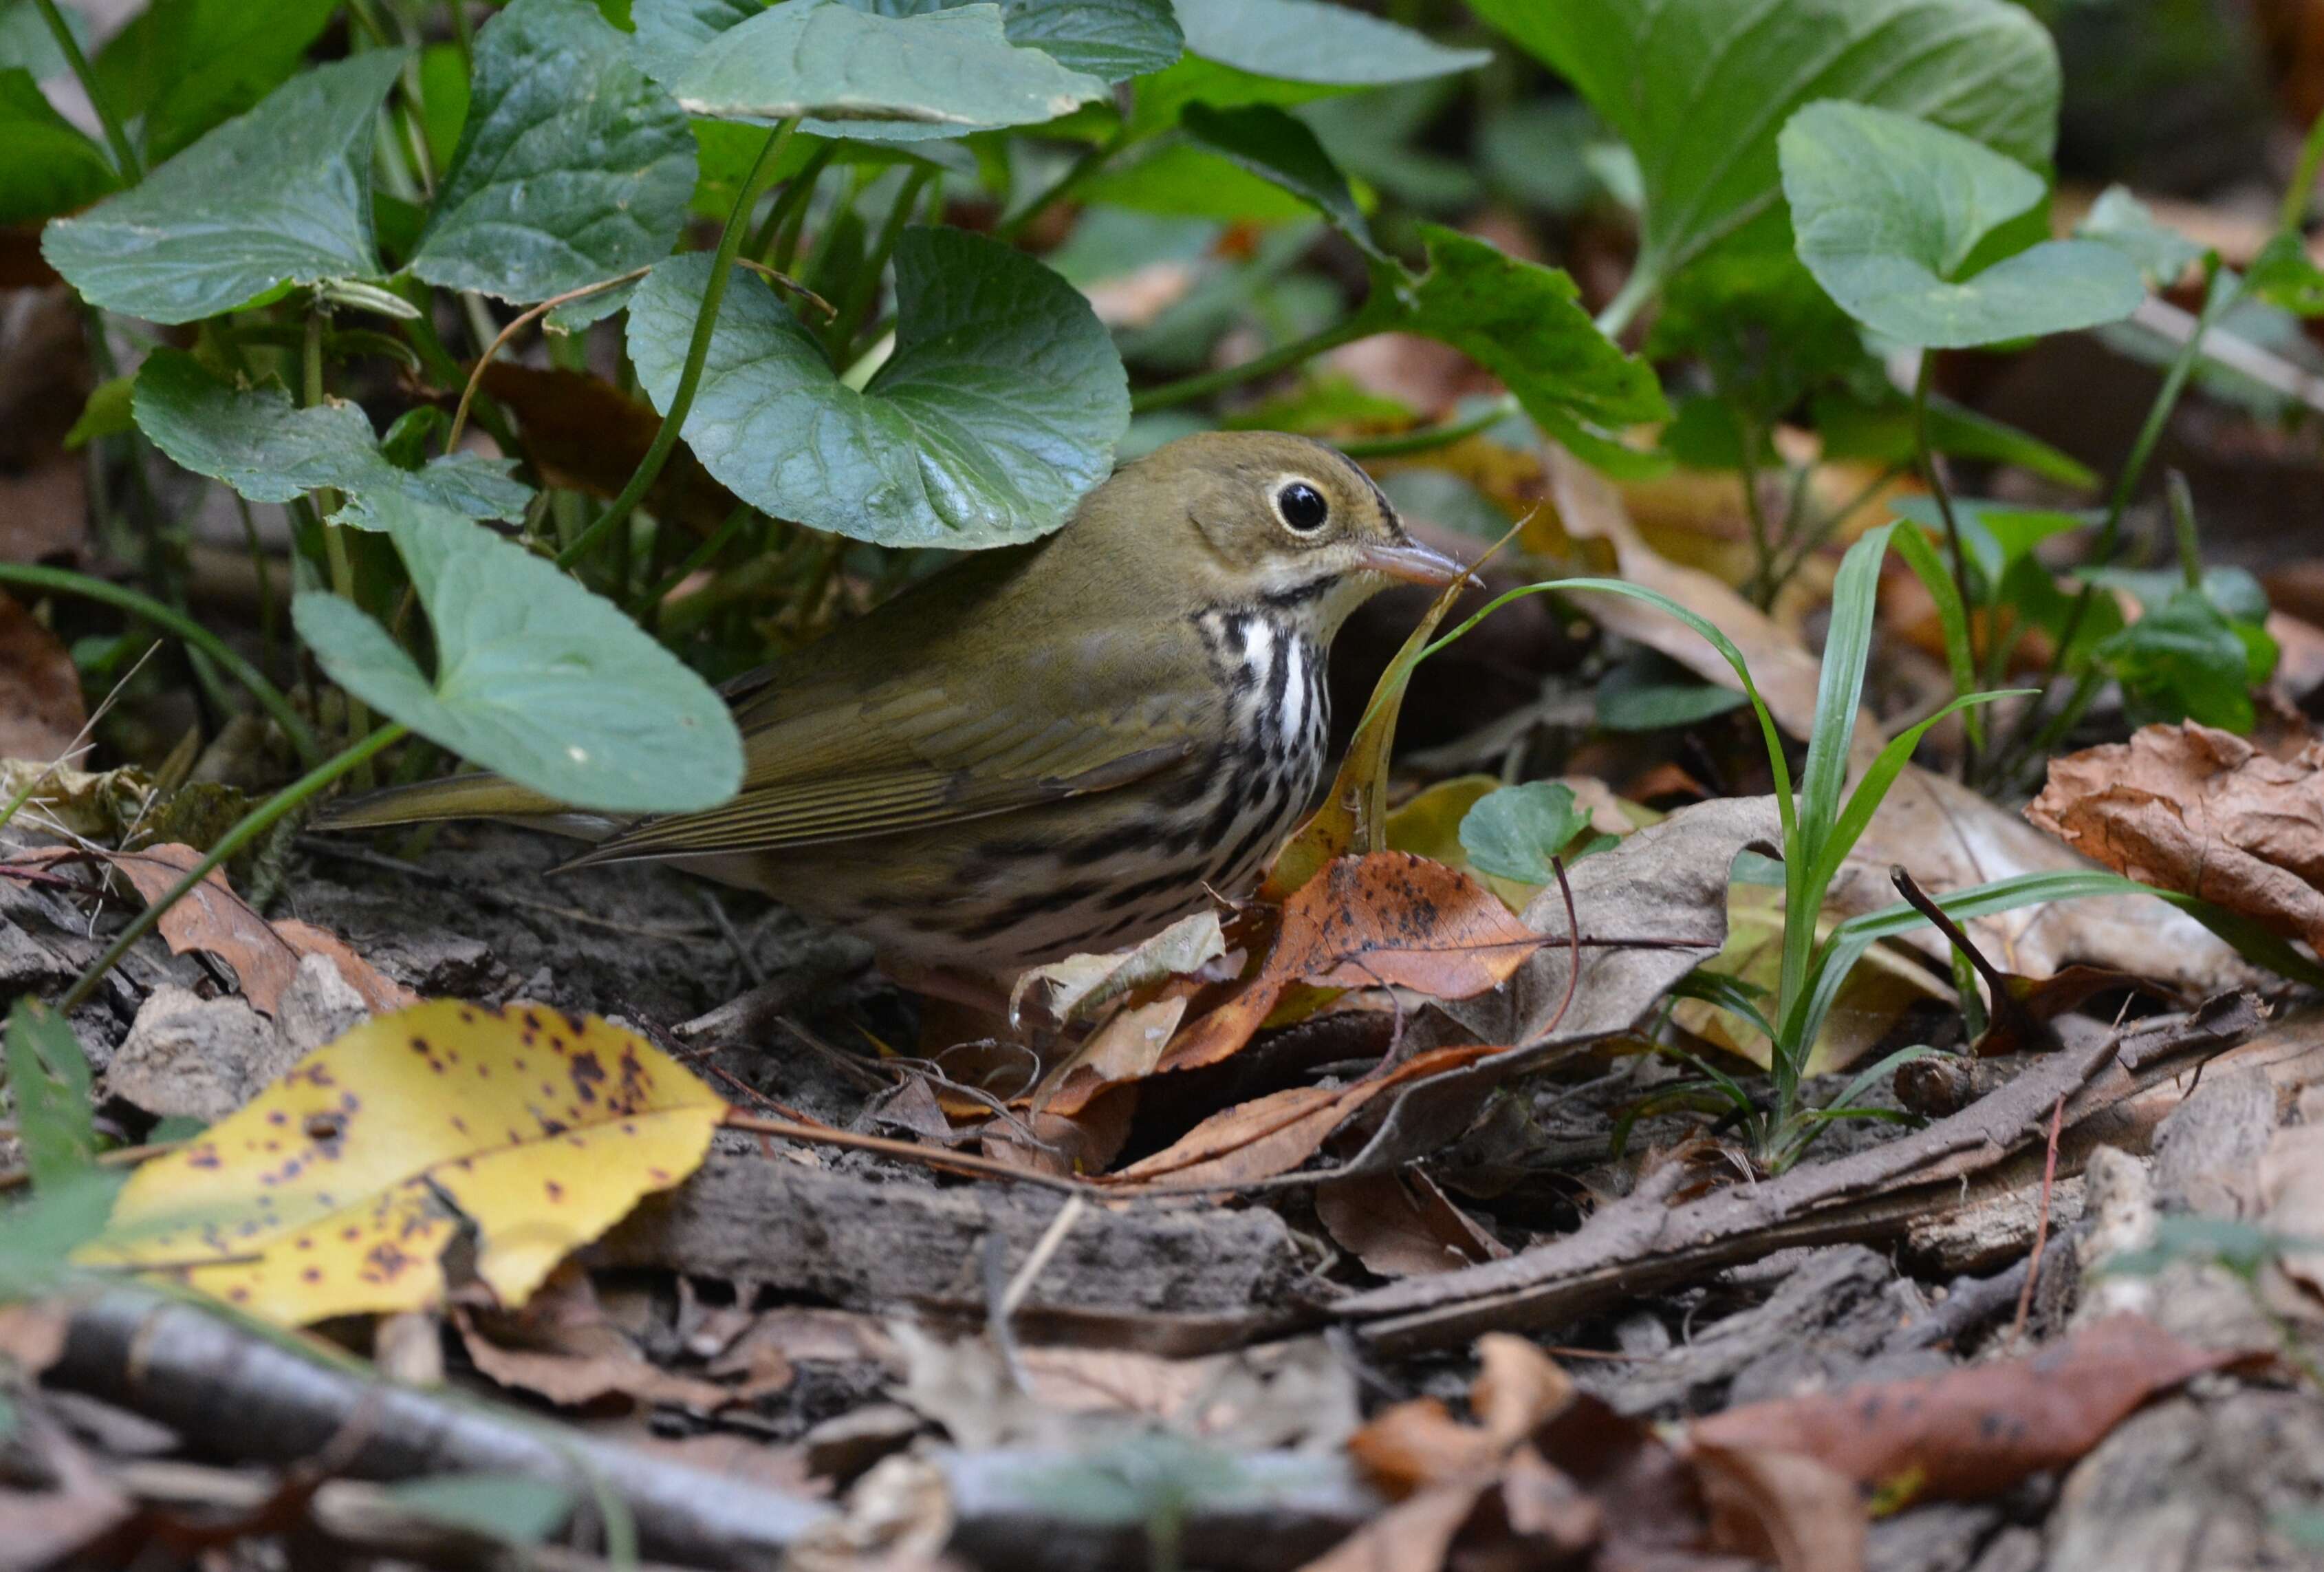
[
  {"xmin": 56, "ymin": 723, "xmax": 409, "ymax": 1013},
  {"xmin": 303, "ymin": 307, "xmax": 376, "ymax": 790},
  {"xmin": 638, "ymin": 503, "xmax": 755, "ymax": 621},
  {"xmin": 1734, "ymin": 420, "xmax": 1778, "ymax": 608},
  {"xmin": 748, "ymin": 142, "xmax": 829, "ymax": 261},
  {"xmin": 1335, "ymin": 395, "xmax": 1519, "ymax": 459},
  {"xmin": 1131, "ymin": 316, "xmax": 1373, "ymax": 414},
  {"xmin": 0, "ymin": 566, "xmax": 321, "ymax": 767},
  {"xmin": 1593, "ymin": 257, "xmax": 1660, "ymax": 341},
  {"xmin": 2166, "ymin": 470, "xmax": 2202, "ymax": 591},
  {"xmin": 2282, "ymin": 105, "xmax": 2324, "ymax": 235},
  {"xmin": 834, "ymin": 166, "xmax": 933, "ymax": 361},
  {"xmin": 998, "ymin": 126, "xmax": 1130, "ymax": 243},
  {"xmin": 31, "ymin": 0, "xmax": 140, "ymax": 182},
  {"xmin": 558, "ymin": 118, "xmax": 799, "ymax": 570},
  {"xmin": 1911, "ymin": 352, "xmax": 1984, "ymax": 769}
]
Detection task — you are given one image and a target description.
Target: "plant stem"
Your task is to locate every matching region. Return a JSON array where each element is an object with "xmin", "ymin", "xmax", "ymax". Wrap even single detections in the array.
[
  {"xmin": 998, "ymin": 128, "xmax": 1128, "ymax": 242},
  {"xmin": 557, "ymin": 118, "xmax": 798, "ymax": 570},
  {"xmin": 834, "ymin": 166, "xmax": 933, "ymax": 359},
  {"xmin": 1593, "ymin": 259, "xmax": 1659, "ymax": 341},
  {"xmin": 31, "ymin": 0, "xmax": 140, "ymax": 182},
  {"xmin": 57, "ymin": 724, "xmax": 409, "ymax": 1013},
  {"xmin": 305, "ymin": 307, "xmax": 374, "ymax": 788},
  {"xmin": 1338, "ymin": 395, "xmax": 1520, "ymax": 459},
  {"xmin": 2166, "ymin": 469, "xmax": 2202, "ymax": 591},
  {"xmin": 1130, "ymin": 316, "xmax": 1372, "ymax": 414},
  {"xmin": 2283, "ymin": 105, "xmax": 2324, "ymax": 236},
  {"xmin": 0, "ymin": 566, "xmax": 321, "ymax": 767},
  {"xmin": 1912, "ymin": 352, "xmax": 1983, "ymax": 770},
  {"xmin": 1736, "ymin": 423, "xmax": 1777, "ymax": 608}
]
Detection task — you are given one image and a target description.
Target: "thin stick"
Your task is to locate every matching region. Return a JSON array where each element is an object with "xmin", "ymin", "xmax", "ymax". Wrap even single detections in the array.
[
  {"xmin": 720, "ymin": 1110, "xmax": 1088, "ymax": 1193},
  {"xmin": 2008, "ymin": 1092, "xmax": 2067, "ymax": 1347},
  {"xmin": 999, "ymin": 1194, "xmax": 1089, "ymax": 1320}
]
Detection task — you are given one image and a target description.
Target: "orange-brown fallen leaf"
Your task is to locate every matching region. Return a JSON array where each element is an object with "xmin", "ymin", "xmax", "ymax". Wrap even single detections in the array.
[
  {"xmin": 103, "ymin": 844, "xmax": 413, "ymax": 1017},
  {"xmin": 1316, "ymin": 1170, "xmax": 1508, "ymax": 1278},
  {"xmin": 455, "ymin": 1267, "xmax": 767, "ymax": 1412},
  {"xmin": 1147, "ymin": 852, "xmax": 1546, "ymax": 1084},
  {"xmin": 2026, "ymin": 722, "xmax": 2324, "ymax": 949},
  {"xmin": 1687, "ymin": 1313, "xmax": 2239, "ymax": 1506},
  {"xmin": 1104, "ymin": 1043, "xmax": 1500, "ymax": 1190}
]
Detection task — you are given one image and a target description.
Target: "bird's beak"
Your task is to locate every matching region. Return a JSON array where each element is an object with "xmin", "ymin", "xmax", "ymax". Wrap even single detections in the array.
[{"xmin": 1357, "ymin": 537, "xmax": 1469, "ymax": 588}]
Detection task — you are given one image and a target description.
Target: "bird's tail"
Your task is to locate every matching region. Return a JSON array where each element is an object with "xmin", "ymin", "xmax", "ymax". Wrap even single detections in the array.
[{"xmin": 317, "ymin": 772, "xmax": 585, "ymax": 832}]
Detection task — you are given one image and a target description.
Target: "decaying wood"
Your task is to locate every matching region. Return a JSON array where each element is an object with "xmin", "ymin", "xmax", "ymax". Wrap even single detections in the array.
[
  {"xmin": 594, "ymin": 1151, "xmax": 1311, "ymax": 1353},
  {"xmin": 1336, "ymin": 997, "xmax": 2282, "ymax": 1353}
]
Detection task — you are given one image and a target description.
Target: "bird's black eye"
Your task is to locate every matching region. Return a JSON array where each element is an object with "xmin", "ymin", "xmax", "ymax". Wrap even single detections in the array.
[{"xmin": 1275, "ymin": 481, "xmax": 1329, "ymax": 533}]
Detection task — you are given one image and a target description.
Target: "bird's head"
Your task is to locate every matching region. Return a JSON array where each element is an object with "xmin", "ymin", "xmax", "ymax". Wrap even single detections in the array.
[{"xmin": 1083, "ymin": 431, "xmax": 1468, "ymax": 637}]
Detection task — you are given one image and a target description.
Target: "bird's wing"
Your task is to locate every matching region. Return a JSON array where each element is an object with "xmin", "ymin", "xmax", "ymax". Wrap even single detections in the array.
[{"xmin": 556, "ymin": 660, "xmax": 1210, "ymax": 865}]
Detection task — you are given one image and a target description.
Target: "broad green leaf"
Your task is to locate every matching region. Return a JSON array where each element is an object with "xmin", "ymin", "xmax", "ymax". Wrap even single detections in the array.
[
  {"xmin": 89, "ymin": 0, "xmax": 343, "ymax": 164},
  {"xmin": 2077, "ymin": 184, "xmax": 2208, "ymax": 290},
  {"xmin": 1596, "ymin": 648, "xmax": 1748, "ymax": 731},
  {"xmin": 2095, "ymin": 588, "xmax": 2259, "ymax": 732},
  {"xmin": 1389, "ymin": 225, "xmax": 1669, "ymax": 472},
  {"xmin": 1173, "ymin": 0, "xmax": 1486, "ymax": 87},
  {"xmin": 0, "ymin": 67, "xmax": 117, "ymax": 224},
  {"xmin": 1458, "ymin": 782, "xmax": 1604, "ymax": 885},
  {"xmin": 672, "ymin": 3, "xmax": 1107, "ymax": 133},
  {"xmin": 1814, "ymin": 388, "xmax": 2100, "ymax": 491},
  {"xmin": 64, "ymin": 375, "xmax": 135, "ymax": 449},
  {"xmin": 1078, "ymin": 141, "xmax": 1323, "ymax": 223},
  {"xmin": 2244, "ymin": 230, "xmax": 2324, "ymax": 318},
  {"xmin": 1473, "ymin": 0, "xmax": 2059, "ymax": 296},
  {"xmin": 132, "ymin": 350, "xmax": 532, "ymax": 527},
  {"xmin": 1180, "ymin": 101, "xmax": 1384, "ymax": 264},
  {"xmin": 388, "ymin": 1476, "xmax": 576, "ymax": 1547},
  {"xmin": 294, "ymin": 498, "xmax": 744, "ymax": 813},
  {"xmin": 43, "ymin": 50, "xmax": 402, "ymax": 325},
  {"xmin": 6, "ymin": 999, "xmax": 95, "ymax": 1189},
  {"xmin": 629, "ymin": 228, "xmax": 1128, "ymax": 546},
  {"xmin": 411, "ymin": 0, "xmax": 697, "ymax": 304},
  {"xmin": 417, "ymin": 41, "xmax": 471, "ymax": 171},
  {"xmin": 636, "ymin": 0, "xmax": 1178, "ymax": 86},
  {"xmin": 1781, "ymin": 102, "xmax": 2144, "ymax": 349},
  {"xmin": 1891, "ymin": 496, "xmax": 2089, "ymax": 592},
  {"xmin": 1127, "ymin": 54, "xmax": 1343, "ymax": 138}
]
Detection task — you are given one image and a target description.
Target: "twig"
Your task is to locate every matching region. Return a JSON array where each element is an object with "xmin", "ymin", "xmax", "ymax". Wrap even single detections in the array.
[
  {"xmin": 720, "ymin": 1110, "xmax": 1089, "ymax": 1194},
  {"xmin": 2008, "ymin": 1092, "xmax": 2068, "ymax": 1347}
]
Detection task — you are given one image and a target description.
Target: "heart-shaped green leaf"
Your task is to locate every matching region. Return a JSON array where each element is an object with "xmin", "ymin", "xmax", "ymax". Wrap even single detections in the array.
[
  {"xmin": 409, "ymin": 0, "xmax": 697, "ymax": 304},
  {"xmin": 133, "ymin": 349, "xmax": 532, "ymax": 527},
  {"xmin": 672, "ymin": 2, "xmax": 1106, "ymax": 133},
  {"xmin": 1471, "ymin": 0, "xmax": 2057, "ymax": 301},
  {"xmin": 293, "ymin": 497, "xmax": 743, "ymax": 814},
  {"xmin": 1387, "ymin": 225, "xmax": 1669, "ymax": 473},
  {"xmin": 0, "ymin": 67, "xmax": 117, "ymax": 225},
  {"xmin": 90, "ymin": 0, "xmax": 343, "ymax": 164},
  {"xmin": 43, "ymin": 50, "xmax": 402, "ymax": 324},
  {"xmin": 1173, "ymin": 0, "xmax": 1485, "ymax": 87},
  {"xmin": 1780, "ymin": 101, "xmax": 2144, "ymax": 348},
  {"xmin": 634, "ymin": 0, "xmax": 1180, "ymax": 89},
  {"xmin": 1179, "ymin": 100, "xmax": 1383, "ymax": 265},
  {"xmin": 1459, "ymin": 782, "xmax": 1609, "ymax": 886},
  {"xmin": 628, "ymin": 226, "xmax": 1127, "ymax": 547}
]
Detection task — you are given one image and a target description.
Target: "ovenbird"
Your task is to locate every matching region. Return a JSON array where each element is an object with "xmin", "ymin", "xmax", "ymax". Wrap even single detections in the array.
[{"xmin": 322, "ymin": 432, "xmax": 1464, "ymax": 995}]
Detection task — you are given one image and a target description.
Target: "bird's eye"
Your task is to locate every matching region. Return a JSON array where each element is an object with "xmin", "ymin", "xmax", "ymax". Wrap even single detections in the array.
[{"xmin": 1274, "ymin": 481, "xmax": 1329, "ymax": 533}]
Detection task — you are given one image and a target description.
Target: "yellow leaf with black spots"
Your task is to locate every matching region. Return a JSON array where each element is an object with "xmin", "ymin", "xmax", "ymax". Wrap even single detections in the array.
[{"xmin": 76, "ymin": 1001, "xmax": 726, "ymax": 1326}]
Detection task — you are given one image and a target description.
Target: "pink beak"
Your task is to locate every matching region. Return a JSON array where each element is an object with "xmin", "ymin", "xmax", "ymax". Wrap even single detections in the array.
[{"xmin": 1357, "ymin": 537, "xmax": 1470, "ymax": 587}]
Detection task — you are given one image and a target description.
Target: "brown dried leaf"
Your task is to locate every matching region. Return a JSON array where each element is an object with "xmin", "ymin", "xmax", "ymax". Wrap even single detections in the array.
[
  {"xmin": 0, "ymin": 592, "xmax": 84, "ymax": 762},
  {"xmin": 1692, "ymin": 1442, "xmax": 1865, "ymax": 1572},
  {"xmin": 1148, "ymin": 853, "xmax": 1544, "ymax": 1084},
  {"xmin": 1316, "ymin": 1170, "xmax": 1507, "ymax": 1278},
  {"xmin": 477, "ymin": 362, "xmax": 734, "ymax": 532},
  {"xmin": 1688, "ymin": 1314, "xmax": 2237, "ymax": 1505},
  {"xmin": 1105, "ymin": 1043, "xmax": 1498, "ymax": 1189},
  {"xmin": 104, "ymin": 843, "xmax": 414, "ymax": 1016},
  {"xmin": 457, "ymin": 1270, "xmax": 758, "ymax": 1412},
  {"xmin": 2027, "ymin": 722, "xmax": 2324, "ymax": 949}
]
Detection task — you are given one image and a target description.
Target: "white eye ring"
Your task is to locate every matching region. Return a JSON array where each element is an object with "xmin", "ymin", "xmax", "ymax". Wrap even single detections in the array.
[{"xmin": 1273, "ymin": 477, "xmax": 1329, "ymax": 533}]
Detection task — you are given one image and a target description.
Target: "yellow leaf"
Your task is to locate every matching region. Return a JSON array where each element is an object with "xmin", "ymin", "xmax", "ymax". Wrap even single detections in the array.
[{"xmin": 76, "ymin": 1001, "xmax": 726, "ymax": 1326}]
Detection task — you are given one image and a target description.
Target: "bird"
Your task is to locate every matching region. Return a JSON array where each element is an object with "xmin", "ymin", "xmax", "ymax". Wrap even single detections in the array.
[{"xmin": 321, "ymin": 431, "xmax": 1466, "ymax": 1003}]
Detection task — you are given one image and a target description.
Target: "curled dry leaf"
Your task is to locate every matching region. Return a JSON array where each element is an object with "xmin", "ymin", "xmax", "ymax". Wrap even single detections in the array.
[
  {"xmin": 1010, "ymin": 910, "xmax": 1225, "ymax": 1032},
  {"xmin": 1105, "ymin": 1043, "xmax": 1500, "ymax": 1190},
  {"xmin": 1148, "ymin": 852, "xmax": 1546, "ymax": 1084},
  {"xmin": 76, "ymin": 1000, "xmax": 726, "ymax": 1325},
  {"xmin": 1691, "ymin": 1442, "xmax": 1865, "ymax": 1572},
  {"xmin": 455, "ymin": 1267, "xmax": 757, "ymax": 1412},
  {"xmin": 101, "ymin": 843, "xmax": 414, "ymax": 1017},
  {"xmin": 2027, "ymin": 722, "xmax": 2324, "ymax": 950},
  {"xmin": 1687, "ymin": 1313, "xmax": 2239, "ymax": 1506},
  {"xmin": 1316, "ymin": 1170, "xmax": 1508, "ymax": 1278}
]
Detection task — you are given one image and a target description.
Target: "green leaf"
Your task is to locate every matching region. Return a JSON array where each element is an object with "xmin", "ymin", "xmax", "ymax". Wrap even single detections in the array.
[
  {"xmin": 1473, "ymin": 0, "xmax": 2059, "ymax": 296},
  {"xmin": 1889, "ymin": 496, "xmax": 2092, "ymax": 593},
  {"xmin": 2077, "ymin": 184, "xmax": 2208, "ymax": 290},
  {"xmin": 417, "ymin": 41, "xmax": 471, "ymax": 171},
  {"xmin": 1781, "ymin": 102, "xmax": 2145, "ymax": 349},
  {"xmin": 1388, "ymin": 225, "xmax": 1669, "ymax": 473},
  {"xmin": 1813, "ymin": 388, "xmax": 2100, "ymax": 491},
  {"xmin": 2244, "ymin": 230, "xmax": 2324, "ymax": 318},
  {"xmin": 5, "ymin": 999, "xmax": 94, "ymax": 1189},
  {"xmin": 1173, "ymin": 0, "xmax": 1486, "ymax": 87},
  {"xmin": 292, "ymin": 497, "xmax": 745, "ymax": 814},
  {"xmin": 90, "ymin": 0, "xmax": 343, "ymax": 164},
  {"xmin": 629, "ymin": 228, "xmax": 1127, "ymax": 547},
  {"xmin": 1459, "ymin": 782, "xmax": 1596, "ymax": 885},
  {"xmin": 0, "ymin": 67, "xmax": 117, "ymax": 225},
  {"xmin": 132, "ymin": 349, "xmax": 532, "ymax": 527},
  {"xmin": 386, "ymin": 1476, "xmax": 576, "ymax": 1546},
  {"xmin": 1595, "ymin": 648, "xmax": 1749, "ymax": 731},
  {"xmin": 1179, "ymin": 101, "xmax": 1382, "ymax": 263},
  {"xmin": 1078, "ymin": 140, "xmax": 1325, "ymax": 223},
  {"xmin": 671, "ymin": 2, "xmax": 1107, "ymax": 133},
  {"xmin": 411, "ymin": 0, "xmax": 697, "ymax": 304},
  {"xmin": 43, "ymin": 50, "xmax": 402, "ymax": 325},
  {"xmin": 0, "ymin": 1170, "xmax": 122, "ymax": 1300},
  {"xmin": 0, "ymin": 0, "xmax": 84, "ymax": 78},
  {"xmin": 64, "ymin": 376, "xmax": 135, "ymax": 450},
  {"xmin": 2095, "ymin": 588, "xmax": 2257, "ymax": 732},
  {"xmin": 845, "ymin": 0, "xmax": 1180, "ymax": 80}
]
